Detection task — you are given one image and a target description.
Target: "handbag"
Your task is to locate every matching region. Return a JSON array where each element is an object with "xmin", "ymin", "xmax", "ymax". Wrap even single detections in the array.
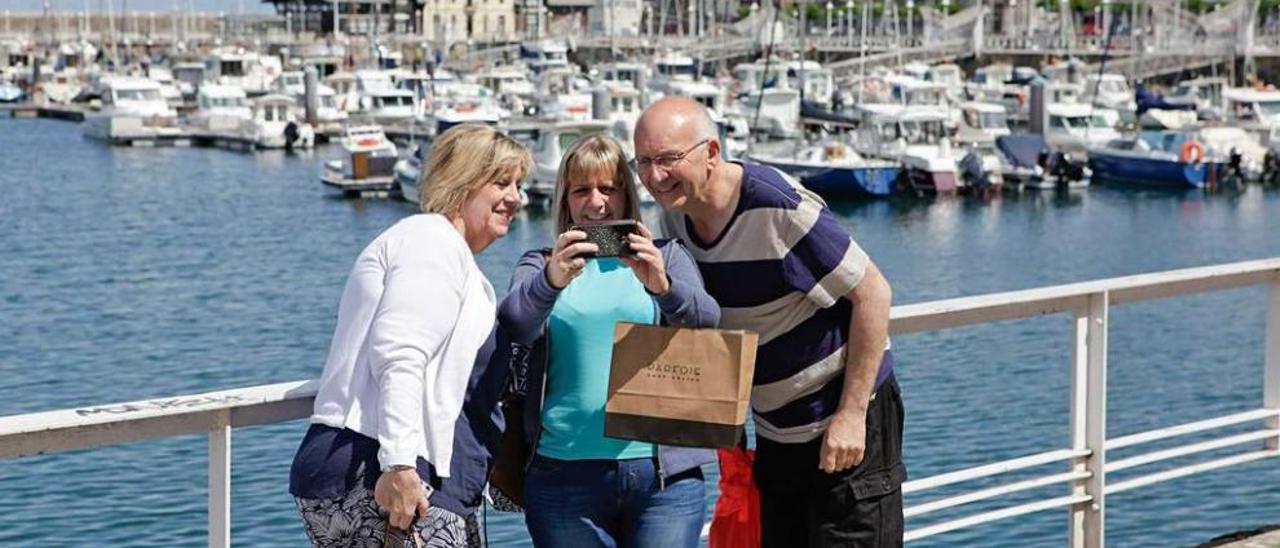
[{"xmin": 487, "ymin": 342, "xmax": 531, "ymax": 511}]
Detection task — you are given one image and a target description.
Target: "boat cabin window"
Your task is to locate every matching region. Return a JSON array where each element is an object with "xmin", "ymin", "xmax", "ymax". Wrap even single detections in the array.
[
  {"xmin": 1050, "ymin": 114, "xmax": 1097, "ymax": 130},
  {"xmin": 262, "ymin": 104, "xmax": 289, "ymax": 122},
  {"xmin": 116, "ymin": 89, "xmax": 162, "ymax": 102},
  {"xmin": 1254, "ymin": 100, "xmax": 1280, "ymax": 118},
  {"xmin": 203, "ymin": 95, "xmax": 245, "ymax": 108},
  {"xmin": 657, "ymin": 63, "xmax": 696, "ymax": 78},
  {"xmin": 898, "ymin": 120, "xmax": 946, "ymax": 144},
  {"xmin": 376, "ymin": 95, "xmax": 413, "ymax": 108},
  {"xmin": 221, "ymin": 60, "xmax": 246, "ymax": 77},
  {"xmin": 559, "ymin": 130, "xmax": 600, "ymax": 152},
  {"xmin": 612, "ymin": 97, "xmax": 634, "ymax": 112},
  {"xmin": 964, "ymin": 110, "xmax": 1005, "ymax": 129}
]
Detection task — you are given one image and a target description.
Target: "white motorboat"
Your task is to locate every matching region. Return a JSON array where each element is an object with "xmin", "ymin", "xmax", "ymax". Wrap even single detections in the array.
[
  {"xmin": 188, "ymin": 84, "xmax": 251, "ymax": 132},
  {"xmin": 321, "ymin": 126, "xmax": 400, "ymax": 196},
  {"xmin": 243, "ymin": 94, "xmax": 315, "ymax": 149},
  {"xmin": 83, "ymin": 76, "xmax": 180, "ymax": 142},
  {"xmin": 522, "ymin": 120, "xmax": 613, "ymax": 202}
]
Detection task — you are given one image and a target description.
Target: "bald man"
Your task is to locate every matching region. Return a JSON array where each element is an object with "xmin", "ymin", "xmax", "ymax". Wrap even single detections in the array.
[{"xmin": 634, "ymin": 97, "xmax": 904, "ymax": 548}]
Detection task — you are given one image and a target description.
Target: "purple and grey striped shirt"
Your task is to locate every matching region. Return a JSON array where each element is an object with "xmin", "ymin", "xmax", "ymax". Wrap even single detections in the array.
[{"xmin": 658, "ymin": 162, "xmax": 892, "ymax": 444}]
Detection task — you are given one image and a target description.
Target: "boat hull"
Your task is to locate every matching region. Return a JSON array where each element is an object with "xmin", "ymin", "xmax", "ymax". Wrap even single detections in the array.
[
  {"xmin": 761, "ymin": 160, "xmax": 901, "ymax": 198},
  {"xmin": 1089, "ymin": 152, "xmax": 1230, "ymax": 189}
]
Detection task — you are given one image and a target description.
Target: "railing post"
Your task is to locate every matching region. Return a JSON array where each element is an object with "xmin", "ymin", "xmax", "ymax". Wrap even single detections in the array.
[
  {"xmin": 1266, "ymin": 278, "xmax": 1280, "ymax": 451},
  {"xmin": 209, "ymin": 409, "xmax": 231, "ymax": 548},
  {"xmin": 1069, "ymin": 291, "xmax": 1108, "ymax": 548}
]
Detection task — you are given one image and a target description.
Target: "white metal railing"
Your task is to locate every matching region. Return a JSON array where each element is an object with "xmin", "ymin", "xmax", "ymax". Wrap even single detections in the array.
[{"xmin": 2, "ymin": 258, "xmax": 1279, "ymax": 547}]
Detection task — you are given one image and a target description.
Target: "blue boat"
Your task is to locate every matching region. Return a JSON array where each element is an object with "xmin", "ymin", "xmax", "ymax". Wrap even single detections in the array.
[
  {"xmin": 752, "ymin": 142, "xmax": 903, "ymax": 198},
  {"xmin": 1087, "ymin": 131, "xmax": 1232, "ymax": 189}
]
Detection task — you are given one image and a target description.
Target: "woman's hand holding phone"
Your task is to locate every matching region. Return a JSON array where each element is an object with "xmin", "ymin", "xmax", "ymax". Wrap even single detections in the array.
[
  {"xmin": 546, "ymin": 230, "xmax": 598, "ymax": 289},
  {"xmin": 620, "ymin": 222, "xmax": 670, "ymax": 295}
]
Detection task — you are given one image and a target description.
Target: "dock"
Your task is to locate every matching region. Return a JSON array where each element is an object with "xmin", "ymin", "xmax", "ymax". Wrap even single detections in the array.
[
  {"xmin": 1, "ymin": 103, "xmax": 87, "ymax": 122},
  {"xmin": 1203, "ymin": 526, "xmax": 1280, "ymax": 547}
]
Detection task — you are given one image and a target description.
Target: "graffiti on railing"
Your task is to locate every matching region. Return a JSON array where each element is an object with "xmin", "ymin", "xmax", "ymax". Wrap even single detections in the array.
[{"xmin": 74, "ymin": 395, "xmax": 246, "ymax": 417}]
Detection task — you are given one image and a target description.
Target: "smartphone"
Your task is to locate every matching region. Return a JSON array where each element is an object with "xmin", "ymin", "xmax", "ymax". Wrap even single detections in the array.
[{"xmin": 570, "ymin": 220, "xmax": 639, "ymax": 258}]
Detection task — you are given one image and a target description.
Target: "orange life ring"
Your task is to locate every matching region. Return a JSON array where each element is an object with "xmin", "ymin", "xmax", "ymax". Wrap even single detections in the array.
[{"xmin": 1181, "ymin": 140, "xmax": 1204, "ymax": 164}]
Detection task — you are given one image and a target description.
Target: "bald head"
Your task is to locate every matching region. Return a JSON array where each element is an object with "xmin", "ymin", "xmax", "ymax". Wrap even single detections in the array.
[{"xmin": 635, "ymin": 96, "xmax": 718, "ymax": 146}]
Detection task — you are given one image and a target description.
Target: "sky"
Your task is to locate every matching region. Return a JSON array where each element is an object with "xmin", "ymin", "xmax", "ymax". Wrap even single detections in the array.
[{"xmin": 4, "ymin": 1, "xmax": 272, "ymax": 13}]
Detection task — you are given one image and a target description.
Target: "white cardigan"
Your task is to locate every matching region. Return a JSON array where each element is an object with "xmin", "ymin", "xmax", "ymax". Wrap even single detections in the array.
[{"xmin": 310, "ymin": 214, "xmax": 495, "ymax": 477}]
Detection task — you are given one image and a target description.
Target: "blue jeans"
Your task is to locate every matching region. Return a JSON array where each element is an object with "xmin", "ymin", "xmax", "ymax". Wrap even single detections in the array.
[{"xmin": 523, "ymin": 454, "xmax": 706, "ymax": 548}]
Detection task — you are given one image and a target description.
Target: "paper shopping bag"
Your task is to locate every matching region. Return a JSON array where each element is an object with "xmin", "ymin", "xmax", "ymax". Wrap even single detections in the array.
[{"xmin": 604, "ymin": 322, "xmax": 758, "ymax": 448}]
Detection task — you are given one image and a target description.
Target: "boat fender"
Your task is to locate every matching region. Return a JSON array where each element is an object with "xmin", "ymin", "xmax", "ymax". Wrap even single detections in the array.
[
  {"xmin": 284, "ymin": 121, "xmax": 300, "ymax": 147},
  {"xmin": 1180, "ymin": 140, "xmax": 1204, "ymax": 164}
]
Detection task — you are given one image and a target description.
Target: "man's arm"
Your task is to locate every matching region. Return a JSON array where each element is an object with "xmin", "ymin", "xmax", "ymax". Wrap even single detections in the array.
[{"xmin": 819, "ymin": 259, "xmax": 892, "ymax": 473}]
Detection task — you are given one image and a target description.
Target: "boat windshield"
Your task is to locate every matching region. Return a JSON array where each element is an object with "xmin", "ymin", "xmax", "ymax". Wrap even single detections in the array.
[
  {"xmin": 1256, "ymin": 101, "xmax": 1280, "ymax": 118},
  {"xmin": 905, "ymin": 89, "xmax": 941, "ymax": 106},
  {"xmin": 966, "ymin": 110, "xmax": 1007, "ymax": 129},
  {"xmin": 1096, "ymin": 80, "xmax": 1129, "ymax": 95},
  {"xmin": 1051, "ymin": 114, "xmax": 1094, "ymax": 130},
  {"xmin": 657, "ymin": 63, "xmax": 696, "ymax": 78},
  {"xmin": 203, "ymin": 96, "xmax": 245, "ymax": 108},
  {"xmin": 899, "ymin": 120, "xmax": 946, "ymax": 143},
  {"xmin": 376, "ymin": 96, "xmax": 413, "ymax": 108},
  {"xmin": 558, "ymin": 130, "xmax": 601, "ymax": 152}
]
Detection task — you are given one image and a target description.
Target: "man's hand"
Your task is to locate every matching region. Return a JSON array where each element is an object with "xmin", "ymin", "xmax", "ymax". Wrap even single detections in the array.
[
  {"xmin": 374, "ymin": 467, "xmax": 430, "ymax": 530},
  {"xmin": 819, "ymin": 408, "xmax": 867, "ymax": 473}
]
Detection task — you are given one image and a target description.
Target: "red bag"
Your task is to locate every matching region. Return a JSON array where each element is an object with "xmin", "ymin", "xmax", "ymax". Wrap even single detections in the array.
[{"xmin": 709, "ymin": 447, "xmax": 761, "ymax": 548}]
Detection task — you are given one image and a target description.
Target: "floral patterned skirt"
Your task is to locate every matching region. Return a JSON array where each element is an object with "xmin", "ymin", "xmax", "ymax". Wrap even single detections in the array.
[{"xmin": 295, "ymin": 479, "xmax": 483, "ymax": 548}]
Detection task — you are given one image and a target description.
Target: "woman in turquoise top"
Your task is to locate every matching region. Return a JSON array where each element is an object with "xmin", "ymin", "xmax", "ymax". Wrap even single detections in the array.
[{"xmin": 498, "ymin": 134, "xmax": 720, "ymax": 548}]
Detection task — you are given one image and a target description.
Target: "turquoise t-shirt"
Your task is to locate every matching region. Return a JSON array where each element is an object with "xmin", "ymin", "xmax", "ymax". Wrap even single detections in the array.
[{"xmin": 537, "ymin": 257, "xmax": 657, "ymax": 460}]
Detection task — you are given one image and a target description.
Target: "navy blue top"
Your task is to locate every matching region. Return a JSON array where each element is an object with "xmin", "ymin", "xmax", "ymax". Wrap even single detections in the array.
[{"xmin": 289, "ymin": 324, "xmax": 514, "ymax": 516}]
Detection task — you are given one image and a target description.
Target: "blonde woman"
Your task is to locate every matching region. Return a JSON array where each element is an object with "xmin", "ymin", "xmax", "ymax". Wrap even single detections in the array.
[
  {"xmin": 290, "ymin": 124, "xmax": 532, "ymax": 548},
  {"xmin": 498, "ymin": 134, "xmax": 720, "ymax": 548}
]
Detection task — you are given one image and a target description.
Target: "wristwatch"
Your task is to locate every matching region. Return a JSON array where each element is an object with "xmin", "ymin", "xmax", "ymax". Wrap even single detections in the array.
[{"xmin": 384, "ymin": 464, "xmax": 415, "ymax": 473}]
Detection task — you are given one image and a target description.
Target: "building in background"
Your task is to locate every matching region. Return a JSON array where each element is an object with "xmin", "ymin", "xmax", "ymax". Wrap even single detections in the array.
[
  {"xmin": 420, "ymin": 0, "xmax": 517, "ymax": 42},
  {"xmin": 263, "ymin": 0, "xmax": 416, "ymax": 36},
  {"xmin": 263, "ymin": 0, "xmax": 516, "ymax": 43},
  {"xmin": 587, "ymin": 0, "xmax": 643, "ymax": 36}
]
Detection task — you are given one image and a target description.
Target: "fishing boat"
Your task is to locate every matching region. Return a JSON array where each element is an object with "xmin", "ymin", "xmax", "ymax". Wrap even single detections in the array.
[
  {"xmin": 321, "ymin": 126, "xmax": 399, "ymax": 197},
  {"xmin": 751, "ymin": 141, "xmax": 902, "ymax": 198},
  {"xmin": 1087, "ymin": 131, "xmax": 1232, "ymax": 189},
  {"xmin": 243, "ymin": 94, "xmax": 315, "ymax": 149},
  {"xmin": 995, "ymin": 134, "xmax": 1090, "ymax": 190},
  {"xmin": 395, "ymin": 103, "xmax": 505, "ymax": 204},
  {"xmin": 82, "ymin": 77, "xmax": 181, "ymax": 143}
]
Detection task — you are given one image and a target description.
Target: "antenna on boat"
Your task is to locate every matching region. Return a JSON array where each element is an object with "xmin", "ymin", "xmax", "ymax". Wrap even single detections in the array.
[
  {"xmin": 1083, "ymin": 0, "xmax": 1121, "ymax": 144},
  {"xmin": 748, "ymin": 0, "xmax": 782, "ymax": 157}
]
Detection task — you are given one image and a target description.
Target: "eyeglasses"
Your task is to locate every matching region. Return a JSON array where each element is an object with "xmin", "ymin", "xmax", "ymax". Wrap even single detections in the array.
[{"xmin": 632, "ymin": 139, "xmax": 711, "ymax": 171}]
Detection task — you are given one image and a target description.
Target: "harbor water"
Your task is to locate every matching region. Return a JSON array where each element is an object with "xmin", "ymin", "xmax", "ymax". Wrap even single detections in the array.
[{"xmin": 3, "ymin": 117, "xmax": 1280, "ymax": 546}]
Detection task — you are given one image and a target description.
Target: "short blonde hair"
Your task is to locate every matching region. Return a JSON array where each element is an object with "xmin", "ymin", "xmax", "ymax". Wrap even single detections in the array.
[
  {"xmin": 552, "ymin": 134, "xmax": 642, "ymax": 235},
  {"xmin": 420, "ymin": 124, "xmax": 533, "ymax": 217}
]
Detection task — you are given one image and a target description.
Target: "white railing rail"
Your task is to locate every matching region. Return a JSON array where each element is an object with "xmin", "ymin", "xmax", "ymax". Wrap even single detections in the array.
[{"xmin": 2, "ymin": 258, "xmax": 1279, "ymax": 547}]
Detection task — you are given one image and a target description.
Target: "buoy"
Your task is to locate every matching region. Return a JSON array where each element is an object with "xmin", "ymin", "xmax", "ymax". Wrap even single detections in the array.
[{"xmin": 1180, "ymin": 140, "xmax": 1204, "ymax": 164}]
